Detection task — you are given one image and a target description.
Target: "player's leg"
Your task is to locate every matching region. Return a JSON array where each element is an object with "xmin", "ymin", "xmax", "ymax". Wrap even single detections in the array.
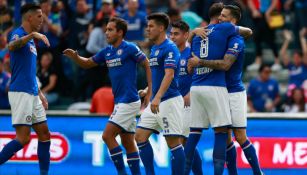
[
  {"xmin": 32, "ymin": 94, "xmax": 51, "ymax": 175},
  {"xmin": 208, "ymin": 87, "xmax": 232, "ymax": 175},
  {"xmin": 33, "ymin": 122, "xmax": 51, "ymax": 175},
  {"xmin": 181, "ymin": 107, "xmax": 203, "ymax": 175},
  {"xmin": 1, "ymin": 92, "xmax": 33, "ymax": 165},
  {"xmin": 0, "ymin": 126, "xmax": 29, "ymax": 164},
  {"xmin": 102, "ymin": 122, "xmax": 127, "ymax": 175},
  {"xmin": 120, "ymin": 133, "xmax": 140, "ymax": 175},
  {"xmin": 136, "ymin": 103, "xmax": 159, "ymax": 175},
  {"xmin": 226, "ymin": 129, "xmax": 238, "ymax": 175},
  {"xmin": 233, "ymin": 129, "xmax": 263, "ymax": 175},
  {"xmin": 184, "ymin": 87, "xmax": 207, "ymax": 175}
]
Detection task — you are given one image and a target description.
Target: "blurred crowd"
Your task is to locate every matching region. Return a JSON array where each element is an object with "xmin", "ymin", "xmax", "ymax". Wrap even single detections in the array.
[{"xmin": 0, "ymin": 0, "xmax": 306, "ymax": 113}]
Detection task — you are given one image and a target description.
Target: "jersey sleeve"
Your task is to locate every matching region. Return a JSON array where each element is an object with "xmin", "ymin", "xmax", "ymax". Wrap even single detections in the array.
[
  {"xmin": 92, "ymin": 48, "xmax": 106, "ymax": 65},
  {"xmin": 164, "ymin": 46, "xmax": 179, "ymax": 69},
  {"xmin": 225, "ymin": 36, "xmax": 244, "ymax": 59},
  {"xmin": 129, "ymin": 44, "xmax": 146, "ymax": 63}
]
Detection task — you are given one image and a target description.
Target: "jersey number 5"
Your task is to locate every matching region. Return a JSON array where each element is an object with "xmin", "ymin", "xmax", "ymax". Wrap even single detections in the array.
[{"xmin": 200, "ymin": 38, "xmax": 209, "ymax": 58}]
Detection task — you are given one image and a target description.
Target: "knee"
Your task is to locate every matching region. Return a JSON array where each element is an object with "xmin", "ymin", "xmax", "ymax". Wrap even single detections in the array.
[
  {"xmin": 135, "ymin": 131, "xmax": 147, "ymax": 144},
  {"xmin": 102, "ymin": 132, "xmax": 110, "ymax": 143},
  {"xmin": 234, "ymin": 132, "xmax": 247, "ymax": 145},
  {"xmin": 17, "ymin": 135, "xmax": 31, "ymax": 146}
]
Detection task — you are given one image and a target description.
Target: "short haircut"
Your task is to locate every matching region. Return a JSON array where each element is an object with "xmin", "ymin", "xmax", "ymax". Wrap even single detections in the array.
[
  {"xmin": 40, "ymin": 0, "xmax": 50, "ymax": 4},
  {"xmin": 259, "ymin": 64, "xmax": 271, "ymax": 73},
  {"xmin": 21, "ymin": 3, "xmax": 41, "ymax": 16},
  {"xmin": 171, "ymin": 20, "xmax": 190, "ymax": 33},
  {"xmin": 208, "ymin": 3, "xmax": 223, "ymax": 19},
  {"xmin": 147, "ymin": 13, "xmax": 170, "ymax": 30},
  {"xmin": 109, "ymin": 17, "xmax": 128, "ymax": 37},
  {"xmin": 167, "ymin": 8, "xmax": 180, "ymax": 18},
  {"xmin": 223, "ymin": 5, "xmax": 241, "ymax": 21}
]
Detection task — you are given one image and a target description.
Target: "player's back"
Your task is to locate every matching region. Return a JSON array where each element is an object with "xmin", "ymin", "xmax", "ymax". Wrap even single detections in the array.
[
  {"xmin": 9, "ymin": 27, "xmax": 38, "ymax": 95},
  {"xmin": 191, "ymin": 22, "xmax": 237, "ymax": 87},
  {"xmin": 150, "ymin": 38, "xmax": 181, "ymax": 102},
  {"xmin": 225, "ymin": 35, "xmax": 245, "ymax": 93}
]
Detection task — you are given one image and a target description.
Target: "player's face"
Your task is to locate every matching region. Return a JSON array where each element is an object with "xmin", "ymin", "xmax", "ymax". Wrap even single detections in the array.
[
  {"xmin": 105, "ymin": 22, "xmax": 121, "ymax": 44},
  {"xmin": 170, "ymin": 27, "xmax": 187, "ymax": 47},
  {"xmin": 219, "ymin": 9, "xmax": 233, "ymax": 23},
  {"xmin": 29, "ymin": 9, "xmax": 43, "ymax": 32},
  {"xmin": 146, "ymin": 20, "xmax": 162, "ymax": 42}
]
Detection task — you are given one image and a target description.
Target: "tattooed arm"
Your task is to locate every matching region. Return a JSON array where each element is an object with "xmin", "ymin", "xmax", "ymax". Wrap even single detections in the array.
[
  {"xmin": 8, "ymin": 32, "xmax": 50, "ymax": 51},
  {"xmin": 188, "ymin": 53, "xmax": 236, "ymax": 71}
]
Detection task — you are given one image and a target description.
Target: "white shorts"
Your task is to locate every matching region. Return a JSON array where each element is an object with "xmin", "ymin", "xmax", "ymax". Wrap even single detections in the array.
[
  {"xmin": 182, "ymin": 107, "xmax": 191, "ymax": 138},
  {"xmin": 8, "ymin": 92, "xmax": 46, "ymax": 126},
  {"xmin": 137, "ymin": 96, "xmax": 184, "ymax": 137},
  {"xmin": 109, "ymin": 100, "xmax": 141, "ymax": 133},
  {"xmin": 190, "ymin": 86, "xmax": 232, "ymax": 129},
  {"xmin": 229, "ymin": 91, "xmax": 247, "ymax": 128}
]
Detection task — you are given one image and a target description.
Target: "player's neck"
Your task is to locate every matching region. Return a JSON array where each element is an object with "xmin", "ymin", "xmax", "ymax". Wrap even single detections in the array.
[
  {"xmin": 112, "ymin": 39, "xmax": 123, "ymax": 48},
  {"xmin": 128, "ymin": 10, "xmax": 137, "ymax": 16},
  {"xmin": 209, "ymin": 18, "xmax": 219, "ymax": 25},
  {"xmin": 21, "ymin": 22, "xmax": 33, "ymax": 34},
  {"xmin": 178, "ymin": 43, "xmax": 186, "ymax": 52},
  {"xmin": 154, "ymin": 34, "xmax": 167, "ymax": 45}
]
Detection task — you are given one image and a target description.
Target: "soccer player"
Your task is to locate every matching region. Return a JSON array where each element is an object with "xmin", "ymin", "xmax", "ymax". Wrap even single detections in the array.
[
  {"xmin": 184, "ymin": 3, "xmax": 238, "ymax": 175},
  {"xmin": 0, "ymin": 3, "xmax": 51, "ymax": 175},
  {"xmin": 169, "ymin": 20, "xmax": 203, "ymax": 175},
  {"xmin": 190, "ymin": 5, "xmax": 263, "ymax": 175},
  {"xmin": 63, "ymin": 17, "xmax": 152, "ymax": 175},
  {"xmin": 135, "ymin": 13, "xmax": 185, "ymax": 175}
]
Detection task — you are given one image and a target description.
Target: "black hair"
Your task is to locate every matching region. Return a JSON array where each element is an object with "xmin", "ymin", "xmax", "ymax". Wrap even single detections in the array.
[
  {"xmin": 208, "ymin": 3, "xmax": 224, "ymax": 19},
  {"xmin": 171, "ymin": 20, "xmax": 190, "ymax": 33},
  {"xmin": 223, "ymin": 5, "xmax": 241, "ymax": 21},
  {"xmin": 21, "ymin": 3, "xmax": 41, "ymax": 16},
  {"xmin": 147, "ymin": 13, "xmax": 170, "ymax": 30},
  {"xmin": 259, "ymin": 64, "xmax": 271, "ymax": 73}
]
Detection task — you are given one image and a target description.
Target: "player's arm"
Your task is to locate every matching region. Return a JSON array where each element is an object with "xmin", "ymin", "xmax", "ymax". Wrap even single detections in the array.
[
  {"xmin": 238, "ymin": 26, "xmax": 253, "ymax": 39},
  {"xmin": 300, "ymin": 28, "xmax": 307, "ymax": 57},
  {"xmin": 38, "ymin": 89, "xmax": 48, "ymax": 110},
  {"xmin": 63, "ymin": 49, "xmax": 98, "ymax": 69},
  {"xmin": 188, "ymin": 27, "xmax": 208, "ymax": 43},
  {"xmin": 8, "ymin": 32, "xmax": 50, "ymax": 51},
  {"xmin": 280, "ymin": 30, "xmax": 292, "ymax": 66},
  {"xmin": 140, "ymin": 58, "xmax": 152, "ymax": 107},
  {"xmin": 188, "ymin": 52, "xmax": 236, "ymax": 71},
  {"xmin": 151, "ymin": 68, "xmax": 174, "ymax": 114}
]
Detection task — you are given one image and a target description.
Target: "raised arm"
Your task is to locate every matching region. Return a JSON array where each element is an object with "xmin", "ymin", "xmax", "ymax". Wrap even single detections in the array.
[
  {"xmin": 63, "ymin": 49, "xmax": 98, "ymax": 69},
  {"xmin": 280, "ymin": 30, "xmax": 292, "ymax": 66},
  {"xmin": 8, "ymin": 32, "xmax": 50, "ymax": 51}
]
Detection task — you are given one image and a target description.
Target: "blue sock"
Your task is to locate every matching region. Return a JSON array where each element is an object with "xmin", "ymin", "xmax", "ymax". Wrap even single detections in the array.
[
  {"xmin": 110, "ymin": 146, "xmax": 127, "ymax": 175},
  {"xmin": 170, "ymin": 144, "xmax": 185, "ymax": 175},
  {"xmin": 0, "ymin": 139, "xmax": 23, "ymax": 165},
  {"xmin": 184, "ymin": 128, "xmax": 202, "ymax": 175},
  {"xmin": 38, "ymin": 141, "xmax": 51, "ymax": 175},
  {"xmin": 127, "ymin": 152, "xmax": 141, "ymax": 175},
  {"xmin": 137, "ymin": 141, "xmax": 155, "ymax": 175},
  {"xmin": 226, "ymin": 141, "xmax": 238, "ymax": 175},
  {"xmin": 192, "ymin": 148, "xmax": 203, "ymax": 175},
  {"xmin": 213, "ymin": 132, "xmax": 228, "ymax": 175},
  {"xmin": 241, "ymin": 140, "xmax": 262, "ymax": 175}
]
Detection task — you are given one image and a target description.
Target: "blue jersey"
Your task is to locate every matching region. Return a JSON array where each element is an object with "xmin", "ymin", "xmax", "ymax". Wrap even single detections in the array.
[
  {"xmin": 191, "ymin": 22, "xmax": 238, "ymax": 87},
  {"xmin": 9, "ymin": 27, "xmax": 38, "ymax": 95},
  {"xmin": 247, "ymin": 78, "xmax": 279, "ymax": 112},
  {"xmin": 150, "ymin": 39, "xmax": 181, "ymax": 102},
  {"xmin": 121, "ymin": 11, "xmax": 147, "ymax": 41},
  {"xmin": 93, "ymin": 41, "xmax": 146, "ymax": 104},
  {"xmin": 178, "ymin": 47, "xmax": 192, "ymax": 97},
  {"xmin": 225, "ymin": 35, "xmax": 245, "ymax": 93},
  {"xmin": 287, "ymin": 64, "xmax": 307, "ymax": 87}
]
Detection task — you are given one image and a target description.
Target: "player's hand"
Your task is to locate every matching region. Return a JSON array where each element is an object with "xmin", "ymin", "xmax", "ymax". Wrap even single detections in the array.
[
  {"xmin": 188, "ymin": 52, "xmax": 200, "ymax": 68},
  {"xmin": 32, "ymin": 32, "xmax": 50, "ymax": 47},
  {"xmin": 138, "ymin": 88, "xmax": 148, "ymax": 98},
  {"xmin": 39, "ymin": 91, "xmax": 48, "ymax": 110},
  {"xmin": 150, "ymin": 97, "xmax": 160, "ymax": 114},
  {"xmin": 183, "ymin": 93, "xmax": 190, "ymax": 108},
  {"xmin": 193, "ymin": 27, "xmax": 209, "ymax": 39},
  {"xmin": 143, "ymin": 92, "xmax": 151, "ymax": 108},
  {"xmin": 63, "ymin": 49, "xmax": 79, "ymax": 59}
]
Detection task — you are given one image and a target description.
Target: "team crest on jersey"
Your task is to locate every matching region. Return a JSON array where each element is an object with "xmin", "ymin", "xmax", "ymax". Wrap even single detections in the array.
[
  {"xmin": 26, "ymin": 115, "xmax": 32, "ymax": 122},
  {"xmin": 155, "ymin": 50, "xmax": 159, "ymax": 56},
  {"xmin": 117, "ymin": 49, "xmax": 123, "ymax": 55},
  {"xmin": 106, "ymin": 53, "xmax": 111, "ymax": 56},
  {"xmin": 29, "ymin": 45, "xmax": 37, "ymax": 55},
  {"xmin": 180, "ymin": 59, "xmax": 186, "ymax": 66}
]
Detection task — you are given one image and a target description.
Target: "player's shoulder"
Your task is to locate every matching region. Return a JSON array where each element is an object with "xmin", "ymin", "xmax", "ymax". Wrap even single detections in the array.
[
  {"xmin": 165, "ymin": 39, "xmax": 179, "ymax": 51},
  {"xmin": 217, "ymin": 22, "xmax": 235, "ymax": 28},
  {"xmin": 10, "ymin": 27, "xmax": 25, "ymax": 40}
]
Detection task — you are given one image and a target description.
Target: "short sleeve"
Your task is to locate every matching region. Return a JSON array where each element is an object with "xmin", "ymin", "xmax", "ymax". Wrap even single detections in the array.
[
  {"xmin": 129, "ymin": 44, "xmax": 146, "ymax": 63},
  {"xmin": 225, "ymin": 36, "xmax": 244, "ymax": 58},
  {"xmin": 92, "ymin": 48, "xmax": 106, "ymax": 64},
  {"xmin": 164, "ymin": 47, "xmax": 179, "ymax": 69},
  {"xmin": 9, "ymin": 32, "xmax": 20, "ymax": 42}
]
